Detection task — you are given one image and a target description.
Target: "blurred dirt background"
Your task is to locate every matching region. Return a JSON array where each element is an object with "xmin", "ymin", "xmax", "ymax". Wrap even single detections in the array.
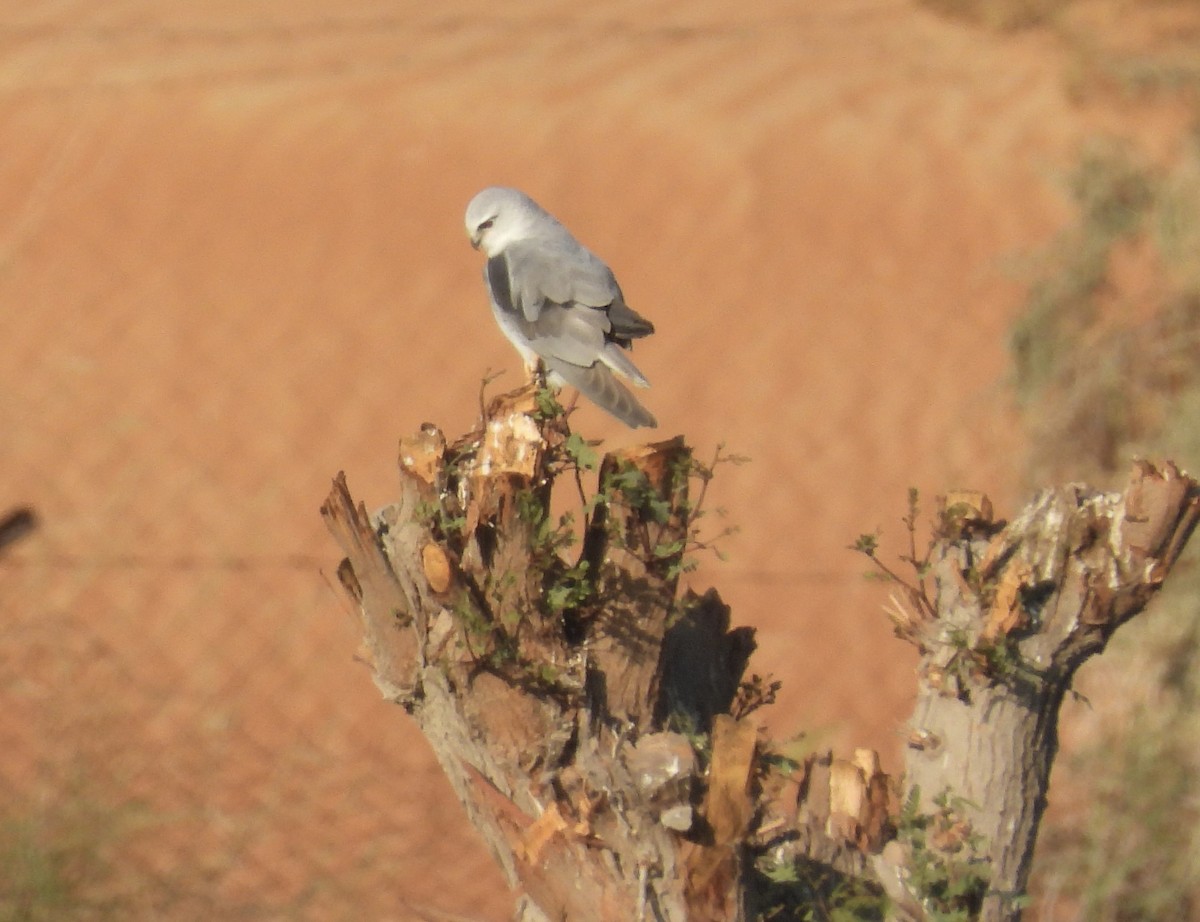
[{"xmin": 3, "ymin": 1, "xmax": 1199, "ymax": 919}]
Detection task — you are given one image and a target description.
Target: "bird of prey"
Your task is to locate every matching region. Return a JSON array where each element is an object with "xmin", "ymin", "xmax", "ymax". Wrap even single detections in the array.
[{"xmin": 464, "ymin": 186, "xmax": 657, "ymax": 428}]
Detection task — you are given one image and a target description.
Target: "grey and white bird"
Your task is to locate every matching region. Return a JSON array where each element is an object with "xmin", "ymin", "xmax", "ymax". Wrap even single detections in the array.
[{"xmin": 464, "ymin": 186, "xmax": 657, "ymax": 429}]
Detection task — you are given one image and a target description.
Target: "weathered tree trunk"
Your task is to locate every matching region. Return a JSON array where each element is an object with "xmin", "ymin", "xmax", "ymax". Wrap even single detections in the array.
[
  {"xmin": 884, "ymin": 464, "xmax": 1200, "ymax": 922},
  {"xmin": 322, "ymin": 388, "xmax": 759, "ymax": 921},
  {"xmin": 321, "ymin": 389, "xmax": 1199, "ymax": 922}
]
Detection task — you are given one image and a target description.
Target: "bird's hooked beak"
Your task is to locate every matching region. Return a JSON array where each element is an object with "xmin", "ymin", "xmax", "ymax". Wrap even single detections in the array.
[{"xmin": 469, "ymin": 217, "xmax": 495, "ymax": 252}]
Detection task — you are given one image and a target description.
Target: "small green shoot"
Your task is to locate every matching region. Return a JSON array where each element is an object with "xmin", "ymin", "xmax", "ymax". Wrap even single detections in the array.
[{"xmin": 896, "ymin": 788, "xmax": 992, "ymax": 921}]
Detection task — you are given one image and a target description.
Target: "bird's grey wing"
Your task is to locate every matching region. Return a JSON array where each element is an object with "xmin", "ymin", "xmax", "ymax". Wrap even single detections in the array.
[
  {"xmin": 507, "ymin": 305, "xmax": 612, "ymax": 370},
  {"xmin": 543, "ymin": 357, "xmax": 657, "ymax": 429},
  {"xmin": 498, "ymin": 238, "xmax": 621, "ymax": 322},
  {"xmin": 526, "ymin": 238, "xmax": 656, "ymax": 343},
  {"xmin": 484, "ymin": 270, "xmax": 655, "ymax": 426},
  {"xmin": 487, "ymin": 251, "xmax": 653, "ymax": 387},
  {"xmin": 527, "ymin": 305, "xmax": 652, "ymax": 389},
  {"xmin": 494, "ymin": 237, "xmax": 654, "ymax": 339},
  {"xmin": 485, "ymin": 252, "xmax": 596, "ymax": 352}
]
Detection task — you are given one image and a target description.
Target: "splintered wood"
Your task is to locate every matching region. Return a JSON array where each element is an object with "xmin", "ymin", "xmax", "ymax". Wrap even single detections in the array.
[
  {"xmin": 586, "ymin": 436, "xmax": 690, "ymax": 731},
  {"xmin": 323, "ymin": 390, "xmax": 755, "ymax": 921},
  {"xmin": 1121, "ymin": 459, "xmax": 1198, "ymax": 576},
  {"xmin": 682, "ymin": 715, "xmax": 758, "ymax": 922},
  {"xmin": 320, "ymin": 473, "xmax": 421, "ymax": 699},
  {"xmin": 827, "ymin": 749, "xmax": 891, "ymax": 852},
  {"xmin": 398, "ymin": 423, "xmax": 447, "ymax": 487},
  {"xmin": 981, "ymin": 559, "xmax": 1033, "ymax": 642},
  {"xmin": 902, "ymin": 459, "xmax": 1200, "ymax": 922},
  {"xmin": 705, "ymin": 715, "xmax": 757, "ymax": 847},
  {"xmin": 475, "ymin": 386, "xmax": 545, "ymax": 479}
]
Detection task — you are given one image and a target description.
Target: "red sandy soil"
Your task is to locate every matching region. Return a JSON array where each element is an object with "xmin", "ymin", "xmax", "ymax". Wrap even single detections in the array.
[{"xmin": 0, "ymin": 1, "xmax": 1194, "ymax": 918}]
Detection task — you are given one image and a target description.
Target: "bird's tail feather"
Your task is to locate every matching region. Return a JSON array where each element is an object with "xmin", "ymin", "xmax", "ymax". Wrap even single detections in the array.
[
  {"xmin": 599, "ymin": 343, "xmax": 650, "ymax": 388},
  {"xmin": 607, "ymin": 301, "xmax": 655, "ymax": 339},
  {"xmin": 546, "ymin": 359, "xmax": 657, "ymax": 429}
]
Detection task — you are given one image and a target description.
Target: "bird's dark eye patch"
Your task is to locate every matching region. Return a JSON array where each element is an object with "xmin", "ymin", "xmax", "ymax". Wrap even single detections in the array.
[{"xmin": 478, "ymin": 218, "xmax": 495, "ymax": 231}]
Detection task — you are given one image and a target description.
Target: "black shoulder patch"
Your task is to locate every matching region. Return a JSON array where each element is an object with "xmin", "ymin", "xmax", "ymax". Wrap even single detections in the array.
[{"xmin": 486, "ymin": 255, "xmax": 516, "ymax": 316}]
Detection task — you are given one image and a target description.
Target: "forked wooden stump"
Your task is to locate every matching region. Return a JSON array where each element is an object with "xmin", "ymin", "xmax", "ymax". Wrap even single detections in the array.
[
  {"xmin": 323, "ymin": 387, "xmax": 1199, "ymax": 922},
  {"xmin": 889, "ymin": 461, "xmax": 1200, "ymax": 921}
]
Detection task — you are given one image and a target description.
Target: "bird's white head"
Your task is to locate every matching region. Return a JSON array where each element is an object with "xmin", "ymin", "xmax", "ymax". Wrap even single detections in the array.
[{"xmin": 464, "ymin": 186, "xmax": 546, "ymax": 257}]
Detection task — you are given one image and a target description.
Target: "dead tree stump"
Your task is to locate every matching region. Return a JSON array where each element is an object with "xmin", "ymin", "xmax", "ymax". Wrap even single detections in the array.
[
  {"xmin": 879, "ymin": 463, "xmax": 1200, "ymax": 922},
  {"xmin": 323, "ymin": 388, "xmax": 756, "ymax": 921},
  {"xmin": 322, "ymin": 388, "xmax": 1199, "ymax": 922}
]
